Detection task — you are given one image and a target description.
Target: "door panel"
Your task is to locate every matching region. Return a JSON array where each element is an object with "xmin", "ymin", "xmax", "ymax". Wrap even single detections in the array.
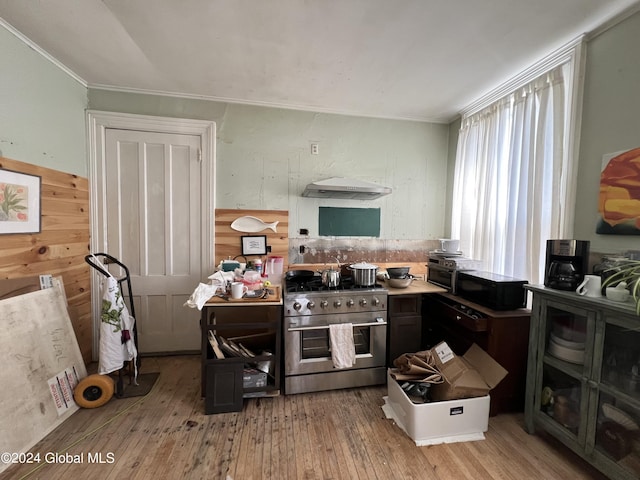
[{"xmin": 104, "ymin": 128, "xmax": 202, "ymax": 353}]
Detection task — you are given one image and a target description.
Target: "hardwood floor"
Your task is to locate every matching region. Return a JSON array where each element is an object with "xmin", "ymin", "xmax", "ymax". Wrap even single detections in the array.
[{"xmin": 2, "ymin": 355, "xmax": 607, "ymax": 480}]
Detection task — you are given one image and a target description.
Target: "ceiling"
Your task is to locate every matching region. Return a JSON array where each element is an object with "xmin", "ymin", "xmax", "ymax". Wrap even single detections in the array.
[{"xmin": 1, "ymin": 0, "xmax": 639, "ymax": 123}]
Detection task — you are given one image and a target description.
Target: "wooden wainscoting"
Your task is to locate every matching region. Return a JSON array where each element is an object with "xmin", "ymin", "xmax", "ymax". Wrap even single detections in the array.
[{"xmin": 0, "ymin": 156, "xmax": 91, "ymax": 363}]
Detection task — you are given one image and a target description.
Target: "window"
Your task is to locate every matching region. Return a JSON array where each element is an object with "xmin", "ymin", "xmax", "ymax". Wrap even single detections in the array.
[{"xmin": 451, "ymin": 38, "xmax": 585, "ymax": 284}]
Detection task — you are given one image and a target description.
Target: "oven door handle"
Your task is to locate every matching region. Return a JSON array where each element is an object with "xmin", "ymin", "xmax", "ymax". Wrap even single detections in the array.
[{"xmin": 287, "ymin": 320, "xmax": 387, "ymax": 332}]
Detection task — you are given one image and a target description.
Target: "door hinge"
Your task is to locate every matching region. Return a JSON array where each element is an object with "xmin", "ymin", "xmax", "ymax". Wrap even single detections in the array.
[{"xmin": 197, "ymin": 149, "xmax": 202, "ymax": 163}]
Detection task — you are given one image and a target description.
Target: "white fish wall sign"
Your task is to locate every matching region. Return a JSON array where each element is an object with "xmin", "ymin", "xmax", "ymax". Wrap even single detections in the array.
[{"xmin": 230, "ymin": 216, "xmax": 279, "ymax": 233}]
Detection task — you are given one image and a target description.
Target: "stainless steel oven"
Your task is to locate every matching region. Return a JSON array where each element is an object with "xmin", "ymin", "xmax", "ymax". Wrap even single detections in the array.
[
  {"xmin": 283, "ymin": 280, "xmax": 388, "ymax": 394},
  {"xmin": 427, "ymin": 253, "xmax": 482, "ymax": 294},
  {"xmin": 427, "ymin": 262, "xmax": 458, "ymax": 292}
]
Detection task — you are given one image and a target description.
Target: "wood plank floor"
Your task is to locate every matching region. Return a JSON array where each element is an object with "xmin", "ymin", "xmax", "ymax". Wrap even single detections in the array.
[{"xmin": 2, "ymin": 355, "xmax": 607, "ymax": 480}]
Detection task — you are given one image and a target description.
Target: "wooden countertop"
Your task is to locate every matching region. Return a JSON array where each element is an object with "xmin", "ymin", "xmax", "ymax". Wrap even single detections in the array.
[
  {"xmin": 436, "ymin": 291, "xmax": 531, "ymax": 317},
  {"xmin": 383, "ymin": 279, "xmax": 447, "ymax": 295},
  {"xmin": 203, "ymin": 286, "xmax": 282, "ymax": 306}
]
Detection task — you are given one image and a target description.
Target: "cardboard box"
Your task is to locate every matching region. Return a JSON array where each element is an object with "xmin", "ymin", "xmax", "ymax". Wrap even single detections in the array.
[
  {"xmin": 243, "ymin": 368, "xmax": 267, "ymax": 388},
  {"xmin": 383, "ymin": 370, "xmax": 490, "ymax": 445},
  {"xmin": 429, "ymin": 342, "xmax": 507, "ymax": 401}
]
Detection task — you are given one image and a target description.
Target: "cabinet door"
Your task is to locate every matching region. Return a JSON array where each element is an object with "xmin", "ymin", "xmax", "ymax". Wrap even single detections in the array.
[
  {"xmin": 530, "ymin": 298, "xmax": 595, "ymax": 448},
  {"xmin": 387, "ymin": 315, "xmax": 422, "ymax": 366},
  {"xmin": 205, "ymin": 361, "xmax": 244, "ymax": 414},
  {"xmin": 591, "ymin": 318, "xmax": 640, "ymax": 474}
]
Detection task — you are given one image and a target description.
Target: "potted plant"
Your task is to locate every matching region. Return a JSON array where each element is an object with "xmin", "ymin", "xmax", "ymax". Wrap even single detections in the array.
[{"xmin": 601, "ymin": 260, "xmax": 640, "ymax": 315}]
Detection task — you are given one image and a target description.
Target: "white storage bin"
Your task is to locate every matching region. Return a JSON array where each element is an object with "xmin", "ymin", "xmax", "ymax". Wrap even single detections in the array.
[{"xmin": 383, "ymin": 370, "xmax": 490, "ymax": 446}]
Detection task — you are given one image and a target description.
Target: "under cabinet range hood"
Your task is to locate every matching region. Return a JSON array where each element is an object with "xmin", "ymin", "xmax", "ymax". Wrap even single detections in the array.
[{"xmin": 302, "ymin": 177, "xmax": 392, "ymax": 200}]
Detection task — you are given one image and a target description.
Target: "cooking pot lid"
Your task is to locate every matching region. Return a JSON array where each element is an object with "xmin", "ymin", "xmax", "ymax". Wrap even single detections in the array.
[{"xmin": 351, "ymin": 262, "xmax": 378, "ymax": 269}]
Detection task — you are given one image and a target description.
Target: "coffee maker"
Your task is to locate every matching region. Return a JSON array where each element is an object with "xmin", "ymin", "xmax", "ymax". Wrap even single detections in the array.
[{"xmin": 544, "ymin": 239, "xmax": 590, "ymax": 291}]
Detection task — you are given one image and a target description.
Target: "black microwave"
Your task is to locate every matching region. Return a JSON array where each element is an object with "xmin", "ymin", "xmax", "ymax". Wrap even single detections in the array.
[{"xmin": 456, "ymin": 271, "xmax": 528, "ymax": 310}]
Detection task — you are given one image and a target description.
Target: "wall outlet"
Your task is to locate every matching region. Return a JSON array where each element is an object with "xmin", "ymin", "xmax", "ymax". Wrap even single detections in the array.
[{"xmin": 311, "ymin": 143, "xmax": 319, "ymax": 155}]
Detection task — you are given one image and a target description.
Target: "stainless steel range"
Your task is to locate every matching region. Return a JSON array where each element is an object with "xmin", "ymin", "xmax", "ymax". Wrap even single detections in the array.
[{"xmin": 283, "ymin": 277, "xmax": 388, "ymax": 394}]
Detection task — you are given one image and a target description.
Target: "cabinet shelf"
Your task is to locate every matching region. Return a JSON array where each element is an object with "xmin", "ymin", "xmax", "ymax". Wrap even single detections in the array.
[
  {"xmin": 542, "ymin": 354, "xmax": 584, "ymax": 378},
  {"xmin": 598, "ymin": 382, "xmax": 640, "ymax": 409}
]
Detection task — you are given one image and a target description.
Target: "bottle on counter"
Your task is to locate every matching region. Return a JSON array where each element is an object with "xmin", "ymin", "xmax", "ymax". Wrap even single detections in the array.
[{"xmin": 254, "ymin": 258, "xmax": 263, "ymax": 276}]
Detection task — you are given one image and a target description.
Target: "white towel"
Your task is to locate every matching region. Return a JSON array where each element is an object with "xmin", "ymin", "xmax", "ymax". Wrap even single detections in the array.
[
  {"xmin": 184, "ymin": 282, "xmax": 220, "ymax": 310},
  {"xmin": 329, "ymin": 323, "xmax": 356, "ymax": 369}
]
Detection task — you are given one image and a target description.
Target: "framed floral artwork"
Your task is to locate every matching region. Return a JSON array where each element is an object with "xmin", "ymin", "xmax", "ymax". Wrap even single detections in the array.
[{"xmin": 0, "ymin": 168, "xmax": 41, "ymax": 234}]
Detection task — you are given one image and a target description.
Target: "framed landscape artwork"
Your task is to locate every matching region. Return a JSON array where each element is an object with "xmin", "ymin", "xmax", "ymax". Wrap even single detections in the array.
[
  {"xmin": 597, "ymin": 147, "xmax": 640, "ymax": 235},
  {"xmin": 0, "ymin": 168, "xmax": 41, "ymax": 234}
]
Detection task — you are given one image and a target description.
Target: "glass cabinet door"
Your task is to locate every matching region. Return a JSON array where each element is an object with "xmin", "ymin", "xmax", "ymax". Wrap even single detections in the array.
[
  {"xmin": 535, "ymin": 302, "xmax": 592, "ymax": 443},
  {"xmin": 594, "ymin": 322, "xmax": 640, "ymax": 475},
  {"xmin": 545, "ymin": 305, "xmax": 587, "ymax": 367},
  {"xmin": 539, "ymin": 365, "xmax": 582, "ymax": 434},
  {"xmin": 601, "ymin": 322, "xmax": 640, "ymax": 401}
]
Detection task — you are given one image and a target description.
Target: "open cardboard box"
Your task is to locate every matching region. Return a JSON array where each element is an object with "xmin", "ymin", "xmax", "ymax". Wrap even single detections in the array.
[{"xmin": 430, "ymin": 341, "xmax": 508, "ymax": 401}]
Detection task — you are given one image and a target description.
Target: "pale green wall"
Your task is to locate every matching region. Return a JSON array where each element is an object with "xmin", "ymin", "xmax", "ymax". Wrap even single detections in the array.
[
  {"xmin": 5, "ymin": 7, "xmax": 639, "ymax": 249},
  {"xmin": 576, "ymin": 11, "xmax": 640, "ymax": 254},
  {"xmin": 0, "ymin": 27, "xmax": 87, "ymax": 176},
  {"xmin": 88, "ymin": 90, "xmax": 450, "ymax": 240}
]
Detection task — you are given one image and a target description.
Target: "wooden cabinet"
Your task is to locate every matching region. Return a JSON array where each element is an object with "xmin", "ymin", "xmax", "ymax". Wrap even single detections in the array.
[
  {"xmin": 423, "ymin": 292, "xmax": 531, "ymax": 416},
  {"xmin": 525, "ymin": 285, "xmax": 640, "ymax": 480},
  {"xmin": 201, "ymin": 303, "xmax": 282, "ymax": 414},
  {"xmin": 387, "ymin": 294, "xmax": 422, "ymax": 366}
]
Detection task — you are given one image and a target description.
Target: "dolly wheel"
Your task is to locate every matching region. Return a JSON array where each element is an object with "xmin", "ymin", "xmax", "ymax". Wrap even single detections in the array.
[{"xmin": 74, "ymin": 374, "xmax": 115, "ymax": 408}]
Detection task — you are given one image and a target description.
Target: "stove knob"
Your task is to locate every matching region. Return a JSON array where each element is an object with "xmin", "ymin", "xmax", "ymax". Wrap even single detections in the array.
[
  {"xmin": 307, "ymin": 301, "xmax": 315, "ymax": 310},
  {"xmin": 371, "ymin": 297, "xmax": 380, "ymax": 306},
  {"xmin": 346, "ymin": 299, "xmax": 355, "ymax": 307},
  {"xmin": 360, "ymin": 298, "xmax": 368, "ymax": 307},
  {"xmin": 293, "ymin": 302, "xmax": 302, "ymax": 311},
  {"xmin": 320, "ymin": 300, "xmax": 329, "ymax": 309},
  {"xmin": 334, "ymin": 300, "xmax": 342, "ymax": 308}
]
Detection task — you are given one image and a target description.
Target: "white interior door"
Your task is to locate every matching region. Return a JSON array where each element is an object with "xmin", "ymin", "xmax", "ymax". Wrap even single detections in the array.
[
  {"xmin": 88, "ymin": 111, "xmax": 215, "ymax": 357},
  {"xmin": 104, "ymin": 128, "xmax": 204, "ymax": 353}
]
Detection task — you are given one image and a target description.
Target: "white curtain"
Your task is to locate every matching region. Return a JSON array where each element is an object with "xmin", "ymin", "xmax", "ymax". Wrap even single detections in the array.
[{"xmin": 451, "ymin": 63, "xmax": 577, "ymax": 285}]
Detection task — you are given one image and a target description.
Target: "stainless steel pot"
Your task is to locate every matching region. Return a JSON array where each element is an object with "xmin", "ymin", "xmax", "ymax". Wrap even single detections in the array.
[{"xmin": 349, "ymin": 262, "xmax": 379, "ymax": 286}]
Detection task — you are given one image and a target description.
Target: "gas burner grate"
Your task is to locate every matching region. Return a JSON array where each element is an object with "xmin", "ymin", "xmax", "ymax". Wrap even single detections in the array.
[{"xmin": 285, "ymin": 277, "xmax": 385, "ymax": 293}]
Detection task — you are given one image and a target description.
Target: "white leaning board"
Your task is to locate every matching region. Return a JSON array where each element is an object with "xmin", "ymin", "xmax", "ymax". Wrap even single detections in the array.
[{"xmin": 0, "ymin": 286, "xmax": 87, "ymax": 473}]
